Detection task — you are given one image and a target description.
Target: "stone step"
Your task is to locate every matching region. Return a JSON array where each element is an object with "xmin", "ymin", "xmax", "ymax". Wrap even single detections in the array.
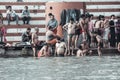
[{"xmin": 0, "ymin": 48, "xmax": 119, "ymax": 57}]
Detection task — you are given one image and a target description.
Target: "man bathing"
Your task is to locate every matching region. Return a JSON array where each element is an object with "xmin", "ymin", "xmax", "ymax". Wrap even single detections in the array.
[
  {"xmin": 63, "ymin": 18, "xmax": 77, "ymax": 55},
  {"xmin": 77, "ymin": 40, "xmax": 92, "ymax": 57},
  {"xmin": 38, "ymin": 43, "xmax": 52, "ymax": 57},
  {"xmin": 46, "ymin": 26, "xmax": 60, "ymax": 45},
  {"xmin": 32, "ymin": 27, "xmax": 39, "ymax": 57},
  {"xmin": 55, "ymin": 39, "xmax": 67, "ymax": 56}
]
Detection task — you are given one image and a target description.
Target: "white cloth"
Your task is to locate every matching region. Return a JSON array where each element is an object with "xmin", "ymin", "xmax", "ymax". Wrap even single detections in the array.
[
  {"xmin": 6, "ymin": 10, "xmax": 16, "ymax": 17},
  {"xmin": 103, "ymin": 27, "xmax": 110, "ymax": 40}
]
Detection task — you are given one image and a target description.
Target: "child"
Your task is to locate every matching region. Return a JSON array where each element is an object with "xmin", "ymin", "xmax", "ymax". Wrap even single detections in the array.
[{"xmin": 77, "ymin": 45, "xmax": 84, "ymax": 57}]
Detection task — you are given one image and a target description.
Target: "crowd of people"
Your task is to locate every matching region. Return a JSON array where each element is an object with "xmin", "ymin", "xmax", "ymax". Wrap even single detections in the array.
[
  {"xmin": 0, "ymin": 7, "xmax": 120, "ymax": 57},
  {"xmin": 37, "ymin": 13, "xmax": 120, "ymax": 57}
]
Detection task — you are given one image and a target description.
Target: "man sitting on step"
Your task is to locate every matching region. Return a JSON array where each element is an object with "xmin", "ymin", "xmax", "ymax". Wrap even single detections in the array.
[
  {"xmin": 6, "ymin": 6, "xmax": 19, "ymax": 25},
  {"xmin": 21, "ymin": 6, "xmax": 31, "ymax": 24},
  {"xmin": 22, "ymin": 27, "xmax": 32, "ymax": 43}
]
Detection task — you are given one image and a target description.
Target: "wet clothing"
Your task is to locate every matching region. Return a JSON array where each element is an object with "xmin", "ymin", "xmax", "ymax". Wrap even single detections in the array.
[
  {"xmin": 60, "ymin": 9, "xmax": 66, "ymax": 26},
  {"xmin": 109, "ymin": 20, "xmax": 116, "ymax": 47},
  {"xmin": 103, "ymin": 27, "xmax": 110, "ymax": 40},
  {"xmin": 68, "ymin": 34, "xmax": 75, "ymax": 38},
  {"xmin": 75, "ymin": 29, "xmax": 81, "ymax": 35}
]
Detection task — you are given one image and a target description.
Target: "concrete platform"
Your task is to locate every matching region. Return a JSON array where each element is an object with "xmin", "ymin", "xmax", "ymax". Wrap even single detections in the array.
[{"xmin": 0, "ymin": 47, "xmax": 120, "ymax": 58}]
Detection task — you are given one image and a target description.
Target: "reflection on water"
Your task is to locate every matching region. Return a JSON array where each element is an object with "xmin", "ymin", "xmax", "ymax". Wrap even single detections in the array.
[{"xmin": 0, "ymin": 56, "xmax": 120, "ymax": 80}]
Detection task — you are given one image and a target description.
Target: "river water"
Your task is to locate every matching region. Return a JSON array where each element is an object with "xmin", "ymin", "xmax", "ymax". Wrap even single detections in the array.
[{"xmin": 0, "ymin": 56, "xmax": 120, "ymax": 80}]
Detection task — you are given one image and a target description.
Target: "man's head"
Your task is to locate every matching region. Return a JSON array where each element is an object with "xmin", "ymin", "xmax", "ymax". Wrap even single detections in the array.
[
  {"xmin": 35, "ymin": 27, "xmax": 39, "ymax": 33},
  {"xmin": 8, "ymin": 6, "xmax": 12, "ymax": 11},
  {"xmin": 78, "ymin": 45, "xmax": 82, "ymax": 50},
  {"xmin": 81, "ymin": 14, "xmax": 86, "ymax": 20},
  {"xmin": 101, "ymin": 15, "xmax": 105, "ymax": 21},
  {"xmin": 48, "ymin": 26, "xmax": 53, "ymax": 31},
  {"xmin": 70, "ymin": 18, "xmax": 74, "ymax": 24},
  {"xmin": 26, "ymin": 27, "xmax": 31, "ymax": 33},
  {"xmin": 25, "ymin": 6, "xmax": 28, "ymax": 10},
  {"xmin": 48, "ymin": 13, "xmax": 53, "ymax": 18},
  {"xmin": 50, "ymin": 15, "xmax": 54, "ymax": 20},
  {"xmin": 98, "ymin": 15, "xmax": 105, "ymax": 21},
  {"xmin": 111, "ymin": 14, "xmax": 115, "ymax": 20},
  {"xmin": 88, "ymin": 14, "xmax": 94, "ymax": 20}
]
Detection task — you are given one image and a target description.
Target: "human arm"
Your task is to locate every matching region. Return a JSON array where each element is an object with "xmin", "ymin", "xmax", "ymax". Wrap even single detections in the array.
[
  {"xmin": 63, "ymin": 23, "xmax": 68, "ymax": 31},
  {"xmin": 79, "ymin": 21, "xmax": 84, "ymax": 31},
  {"xmin": 31, "ymin": 33, "xmax": 35, "ymax": 44},
  {"xmin": 64, "ymin": 43, "xmax": 67, "ymax": 56},
  {"xmin": 118, "ymin": 43, "xmax": 120, "ymax": 52}
]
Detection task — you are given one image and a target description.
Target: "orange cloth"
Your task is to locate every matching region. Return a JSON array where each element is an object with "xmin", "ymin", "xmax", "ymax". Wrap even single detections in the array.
[{"xmin": 56, "ymin": 25, "xmax": 63, "ymax": 38}]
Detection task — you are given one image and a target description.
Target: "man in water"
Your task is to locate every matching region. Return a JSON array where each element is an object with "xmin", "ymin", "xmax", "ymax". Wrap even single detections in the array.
[
  {"xmin": 46, "ymin": 26, "xmax": 60, "ymax": 45},
  {"xmin": 78, "ymin": 14, "xmax": 87, "ymax": 41},
  {"xmin": 63, "ymin": 18, "xmax": 77, "ymax": 55},
  {"xmin": 32, "ymin": 27, "xmax": 39, "ymax": 57},
  {"xmin": 77, "ymin": 40, "xmax": 92, "ymax": 57},
  {"xmin": 55, "ymin": 38, "xmax": 67, "ymax": 57},
  {"xmin": 94, "ymin": 32, "xmax": 103, "ymax": 56},
  {"xmin": 37, "ymin": 43, "xmax": 52, "ymax": 57}
]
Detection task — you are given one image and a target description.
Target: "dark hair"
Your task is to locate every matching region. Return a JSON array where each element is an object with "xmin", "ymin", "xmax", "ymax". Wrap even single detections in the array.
[
  {"xmin": 111, "ymin": 14, "xmax": 115, "ymax": 18},
  {"xmin": 78, "ymin": 45, "xmax": 82, "ymax": 49},
  {"xmin": 70, "ymin": 18, "xmax": 74, "ymax": 21},
  {"xmin": 48, "ymin": 26, "xmax": 52, "ymax": 30},
  {"xmin": 25, "ymin": 6, "xmax": 28, "ymax": 9},
  {"xmin": 89, "ymin": 14, "xmax": 94, "ymax": 18},
  {"xmin": 27, "ymin": 27, "xmax": 31, "ymax": 30},
  {"xmin": 81, "ymin": 14, "xmax": 85, "ymax": 18},
  {"xmin": 90, "ymin": 14, "xmax": 94, "ymax": 17},
  {"xmin": 101, "ymin": 15, "xmax": 105, "ymax": 18},
  {"xmin": 98, "ymin": 15, "xmax": 104, "ymax": 20},
  {"xmin": 7, "ymin": 6, "xmax": 11, "ymax": 9},
  {"xmin": 48, "ymin": 13, "xmax": 53, "ymax": 16}
]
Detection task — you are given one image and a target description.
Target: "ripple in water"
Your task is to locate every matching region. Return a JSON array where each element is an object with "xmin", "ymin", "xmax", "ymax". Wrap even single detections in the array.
[{"xmin": 0, "ymin": 56, "xmax": 120, "ymax": 80}]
